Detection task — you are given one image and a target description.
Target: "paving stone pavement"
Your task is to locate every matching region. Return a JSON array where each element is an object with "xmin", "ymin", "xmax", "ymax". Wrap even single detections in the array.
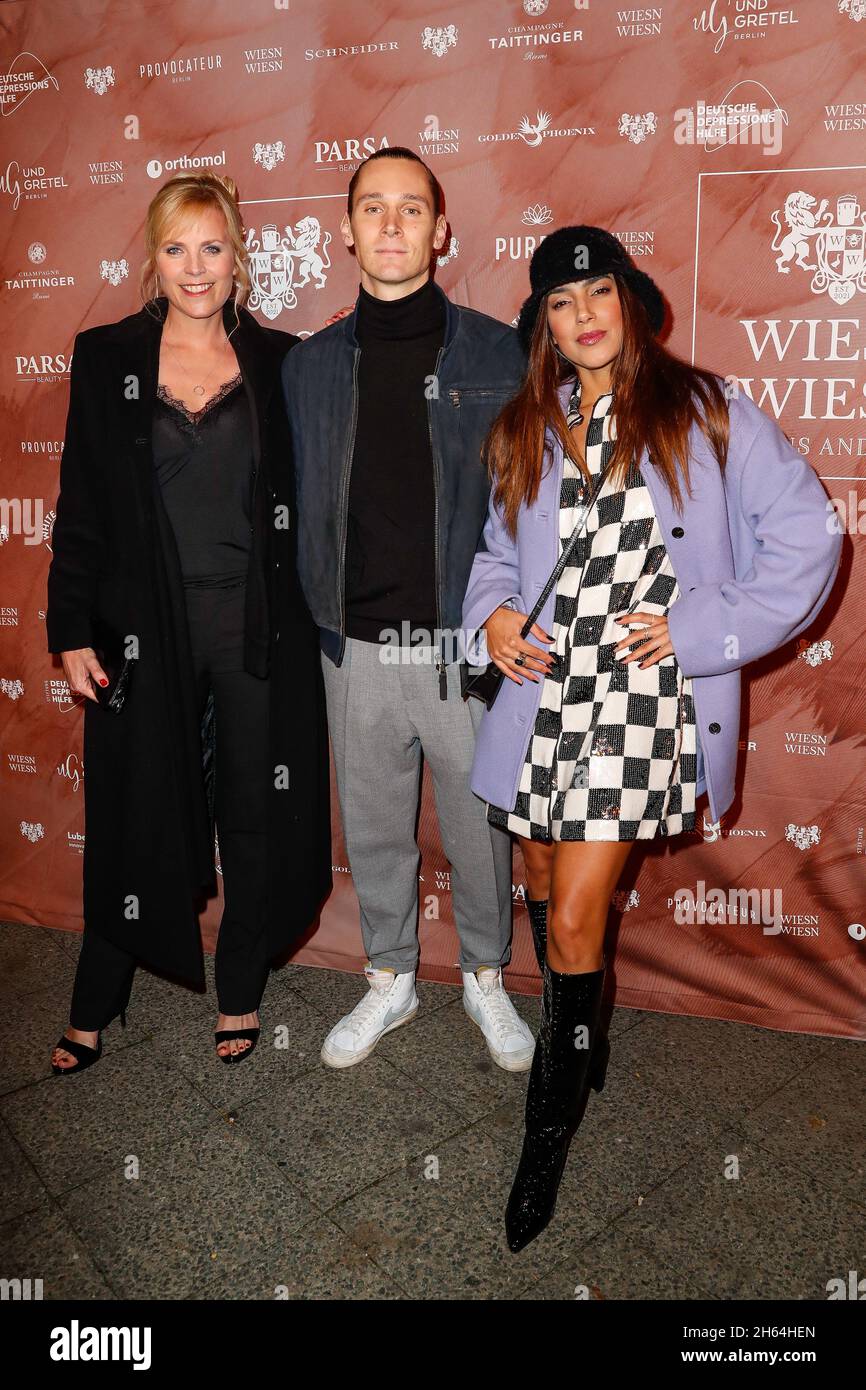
[{"xmin": 1, "ymin": 920, "xmax": 862, "ymax": 1301}]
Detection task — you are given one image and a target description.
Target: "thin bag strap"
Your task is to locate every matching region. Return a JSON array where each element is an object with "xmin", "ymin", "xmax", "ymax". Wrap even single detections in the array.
[{"xmin": 519, "ymin": 455, "xmax": 614, "ymax": 639}]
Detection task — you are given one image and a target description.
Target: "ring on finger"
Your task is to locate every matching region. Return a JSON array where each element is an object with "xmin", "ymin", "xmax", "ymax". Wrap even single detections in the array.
[{"xmin": 514, "ymin": 653, "xmax": 526, "ymax": 668}]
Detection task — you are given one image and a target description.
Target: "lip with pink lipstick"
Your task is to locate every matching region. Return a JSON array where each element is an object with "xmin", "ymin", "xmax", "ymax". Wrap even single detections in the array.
[
  {"xmin": 577, "ymin": 330, "xmax": 605, "ymax": 345},
  {"xmin": 179, "ymin": 282, "xmax": 214, "ymax": 297}
]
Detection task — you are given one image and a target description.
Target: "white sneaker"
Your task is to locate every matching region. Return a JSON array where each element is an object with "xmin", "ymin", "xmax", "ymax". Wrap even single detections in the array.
[
  {"xmin": 320, "ymin": 965, "xmax": 419, "ymax": 1069},
  {"xmin": 462, "ymin": 967, "xmax": 535, "ymax": 1072}
]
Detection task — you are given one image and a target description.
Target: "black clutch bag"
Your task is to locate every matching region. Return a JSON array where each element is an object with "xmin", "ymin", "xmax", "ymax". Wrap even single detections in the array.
[
  {"xmin": 460, "ymin": 654, "xmax": 507, "ymax": 708},
  {"xmin": 91, "ymin": 616, "xmax": 136, "ymax": 714},
  {"xmin": 462, "ymin": 458, "xmax": 613, "ymax": 710}
]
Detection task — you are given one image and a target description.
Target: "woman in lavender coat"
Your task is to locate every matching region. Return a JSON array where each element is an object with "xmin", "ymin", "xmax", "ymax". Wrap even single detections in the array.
[{"xmin": 460, "ymin": 226, "xmax": 841, "ymax": 1252}]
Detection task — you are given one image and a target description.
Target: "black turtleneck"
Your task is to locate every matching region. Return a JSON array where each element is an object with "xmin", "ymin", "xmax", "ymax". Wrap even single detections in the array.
[{"xmin": 344, "ymin": 276, "xmax": 446, "ymax": 643}]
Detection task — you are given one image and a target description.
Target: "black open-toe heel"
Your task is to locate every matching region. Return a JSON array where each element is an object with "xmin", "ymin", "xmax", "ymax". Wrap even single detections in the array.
[
  {"xmin": 214, "ymin": 1026, "xmax": 260, "ymax": 1065},
  {"xmin": 51, "ymin": 1033, "xmax": 103, "ymax": 1076},
  {"xmin": 51, "ymin": 1004, "xmax": 128, "ymax": 1076}
]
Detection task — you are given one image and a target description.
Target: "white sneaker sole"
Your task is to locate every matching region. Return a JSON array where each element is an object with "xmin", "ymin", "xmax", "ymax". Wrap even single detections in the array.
[
  {"xmin": 320, "ymin": 1003, "xmax": 419, "ymax": 1069},
  {"xmin": 463, "ymin": 1000, "xmax": 535, "ymax": 1072}
]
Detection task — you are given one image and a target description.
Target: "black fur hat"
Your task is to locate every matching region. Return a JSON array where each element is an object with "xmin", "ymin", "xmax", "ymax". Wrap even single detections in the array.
[{"xmin": 516, "ymin": 224, "xmax": 666, "ymax": 353}]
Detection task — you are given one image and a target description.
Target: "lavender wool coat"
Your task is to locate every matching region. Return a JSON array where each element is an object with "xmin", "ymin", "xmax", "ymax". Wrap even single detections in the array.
[{"xmin": 461, "ymin": 377, "xmax": 842, "ymax": 826}]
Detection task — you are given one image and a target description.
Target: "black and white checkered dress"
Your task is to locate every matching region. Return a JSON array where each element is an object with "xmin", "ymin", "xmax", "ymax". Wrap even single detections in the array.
[{"xmin": 486, "ymin": 379, "xmax": 697, "ymax": 842}]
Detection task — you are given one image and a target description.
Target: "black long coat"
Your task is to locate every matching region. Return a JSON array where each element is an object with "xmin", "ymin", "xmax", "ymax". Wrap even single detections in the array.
[{"xmin": 46, "ymin": 296, "xmax": 332, "ymax": 988}]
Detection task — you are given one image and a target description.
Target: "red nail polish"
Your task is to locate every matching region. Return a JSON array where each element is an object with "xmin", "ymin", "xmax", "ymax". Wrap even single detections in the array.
[{"xmin": 99, "ymin": 678, "xmax": 108, "ymax": 686}]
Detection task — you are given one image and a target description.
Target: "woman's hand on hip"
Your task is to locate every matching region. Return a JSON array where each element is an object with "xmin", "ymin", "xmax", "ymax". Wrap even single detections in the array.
[
  {"xmin": 61, "ymin": 647, "xmax": 109, "ymax": 703},
  {"xmin": 482, "ymin": 605, "xmax": 556, "ymax": 685},
  {"xmin": 613, "ymin": 611, "xmax": 674, "ymax": 667}
]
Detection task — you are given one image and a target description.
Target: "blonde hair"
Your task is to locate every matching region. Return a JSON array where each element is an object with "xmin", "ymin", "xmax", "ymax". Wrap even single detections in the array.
[{"xmin": 139, "ymin": 169, "xmax": 251, "ymax": 320}]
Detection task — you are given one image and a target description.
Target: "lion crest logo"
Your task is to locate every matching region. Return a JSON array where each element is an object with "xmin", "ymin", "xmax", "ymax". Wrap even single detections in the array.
[
  {"xmin": 84, "ymin": 66, "xmax": 115, "ymax": 96},
  {"xmin": 245, "ymin": 220, "xmax": 332, "ymax": 320},
  {"xmin": 771, "ymin": 191, "xmax": 866, "ymax": 303}
]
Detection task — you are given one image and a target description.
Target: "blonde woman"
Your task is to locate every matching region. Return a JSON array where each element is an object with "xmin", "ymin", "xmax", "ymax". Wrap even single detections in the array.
[{"xmin": 47, "ymin": 170, "xmax": 330, "ymax": 1072}]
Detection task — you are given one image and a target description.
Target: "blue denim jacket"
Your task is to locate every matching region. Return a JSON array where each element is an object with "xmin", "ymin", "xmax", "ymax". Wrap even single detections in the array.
[{"xmin": 281, "ymin": 280, "xmax": 526, "ymax": 687}]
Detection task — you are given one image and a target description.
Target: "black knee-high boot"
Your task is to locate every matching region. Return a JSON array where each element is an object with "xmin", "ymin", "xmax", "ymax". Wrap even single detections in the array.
[
  {"xmin": 505, "ymin": 958, "xmax": 609, "ymax": 1252},
  {"xmin": 525, "ymin": 898, "xmax": 548, "ymax": 972}
]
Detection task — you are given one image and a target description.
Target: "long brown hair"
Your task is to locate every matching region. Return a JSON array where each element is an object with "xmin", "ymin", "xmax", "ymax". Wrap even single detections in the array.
[{"xmin": 487, "ymin": 274, "xmax": 731, "ymax": 537}]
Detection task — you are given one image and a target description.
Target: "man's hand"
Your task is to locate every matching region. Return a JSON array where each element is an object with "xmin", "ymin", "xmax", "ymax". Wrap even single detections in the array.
[{"xmin": 322, "ymin": 304, "xmax": 356, "ymax": 328}]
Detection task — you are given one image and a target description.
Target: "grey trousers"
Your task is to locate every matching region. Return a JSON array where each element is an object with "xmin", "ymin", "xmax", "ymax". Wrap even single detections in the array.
[{"xmin": 321, "ymin": 637, "xmax": 513, "ymax": 974}]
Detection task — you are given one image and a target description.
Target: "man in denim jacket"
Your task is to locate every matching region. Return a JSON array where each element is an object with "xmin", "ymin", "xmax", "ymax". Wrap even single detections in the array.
[{"xmin": 282, "ymin": 148, "xmax": 534, "ymax": 1070}]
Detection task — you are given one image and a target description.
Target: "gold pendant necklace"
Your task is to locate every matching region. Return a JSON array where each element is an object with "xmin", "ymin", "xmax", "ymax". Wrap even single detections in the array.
[{"xmin": 163, "ymin": 337, "xmax": 230, "ymax": 397}]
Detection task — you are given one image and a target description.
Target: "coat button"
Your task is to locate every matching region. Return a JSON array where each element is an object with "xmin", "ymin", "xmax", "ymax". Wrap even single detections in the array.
[
  {"xmin": 709, "ymin": 721, "xmax": 721, "ymax": 733},
  {"xmin": 672, "ymin": 526, "xmax": 684, "ymax": 537}
]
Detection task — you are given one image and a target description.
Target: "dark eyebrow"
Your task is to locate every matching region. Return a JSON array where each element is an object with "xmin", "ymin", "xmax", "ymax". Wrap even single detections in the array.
[
  {"xmin": 356, "ymin": 192, "xmax": 430, "ymax": 205},
  {"xmin": 547, "ymin": 275, "xmax": 612, "ymax": 296}
]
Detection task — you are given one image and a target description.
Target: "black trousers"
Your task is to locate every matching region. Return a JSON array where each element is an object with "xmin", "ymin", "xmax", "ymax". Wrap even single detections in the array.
[{"xmin": 69, "ymin": 582, "xmax": 272, "ymax": 1029}]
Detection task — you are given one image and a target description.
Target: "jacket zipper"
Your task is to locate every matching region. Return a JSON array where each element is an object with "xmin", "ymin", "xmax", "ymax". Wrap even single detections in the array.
[
  {"xmin": 449, "ymin": 387, "xmax": 505, "ymax": 406},
  {"xmin": 337, "ymin": 346, "xmax": 361, "ymax": 666},
  {"xmin": 430, "ymin": 346, "xmax": 446, "ymax": 699}
]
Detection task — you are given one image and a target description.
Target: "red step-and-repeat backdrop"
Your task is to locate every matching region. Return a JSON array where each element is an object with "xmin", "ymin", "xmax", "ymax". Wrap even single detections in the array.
[{"xmin": 1, "ymin": 0, "xmax": 864, "ymax": 1037}]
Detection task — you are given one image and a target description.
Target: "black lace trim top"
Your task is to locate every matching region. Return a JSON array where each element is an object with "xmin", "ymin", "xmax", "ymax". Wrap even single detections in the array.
[{"xmin": 152, "ymin": 372, "xmax": 255, "ymax": 588}]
